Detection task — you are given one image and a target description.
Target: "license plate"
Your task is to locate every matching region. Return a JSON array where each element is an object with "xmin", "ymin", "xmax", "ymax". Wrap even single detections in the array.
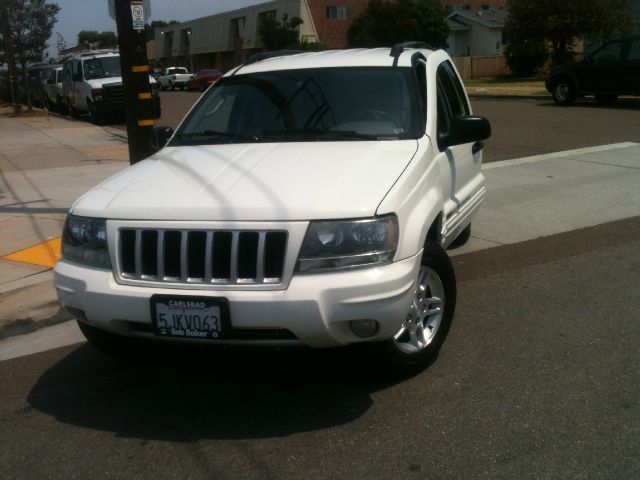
[{"xmin": 150, "ymin": 295, "xmax": 228, "ymax": 340}]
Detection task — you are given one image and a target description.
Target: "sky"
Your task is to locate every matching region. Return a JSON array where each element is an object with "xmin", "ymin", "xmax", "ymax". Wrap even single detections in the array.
[{"xmin": 48, "ymin": 0, "xmax": 267, "ymax": 57}]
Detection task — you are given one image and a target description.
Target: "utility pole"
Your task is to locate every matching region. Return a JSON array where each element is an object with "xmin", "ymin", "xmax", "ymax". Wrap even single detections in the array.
[
  {"xmin": 113, "ymin": 0, "xmax": 156, "ymax": 164},
  {"xmin": 1, "ymin": 0, "xmax": 21, "ymax": 113}
]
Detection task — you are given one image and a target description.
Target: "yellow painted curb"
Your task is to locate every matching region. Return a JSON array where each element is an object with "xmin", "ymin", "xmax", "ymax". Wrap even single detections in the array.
[{"xmin": 3, "ymin": 237, "xmax": 62, "ymax": 268}]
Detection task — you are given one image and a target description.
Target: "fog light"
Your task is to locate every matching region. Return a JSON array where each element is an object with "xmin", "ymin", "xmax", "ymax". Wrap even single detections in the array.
[{"xmin": 350, "ymin": 319, "xmax": 379, "ymax": 338}]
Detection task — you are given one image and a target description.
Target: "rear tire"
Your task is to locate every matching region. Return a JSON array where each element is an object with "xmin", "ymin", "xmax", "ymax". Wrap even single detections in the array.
[
  {"xmin": 551, "ymin": 78, "xmax": 577, "ymax": 106},
  {"xmin": 379, "ymin": 240, "xmax": 456, "ymax": 376}
]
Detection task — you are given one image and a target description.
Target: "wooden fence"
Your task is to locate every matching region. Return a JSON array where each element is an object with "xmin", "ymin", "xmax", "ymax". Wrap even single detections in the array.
[{"xmin": 452, "ymin": 55, "xmax": 511, "ymax": 80}]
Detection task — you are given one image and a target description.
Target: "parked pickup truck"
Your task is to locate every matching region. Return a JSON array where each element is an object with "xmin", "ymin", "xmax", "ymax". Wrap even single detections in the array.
[{"xmin": 158, "ymin": 67, "xmax": 191, "ymax": 90}]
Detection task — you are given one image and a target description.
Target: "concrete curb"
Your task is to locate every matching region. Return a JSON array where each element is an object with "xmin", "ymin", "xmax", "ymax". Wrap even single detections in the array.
[{"xmin": 468, "ymin": 93, "xmax": 552, "ymax": 101}]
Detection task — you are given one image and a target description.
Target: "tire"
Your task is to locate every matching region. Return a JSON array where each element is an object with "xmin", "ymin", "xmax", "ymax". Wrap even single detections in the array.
[
  {"xmin": 77, "ymin": 320, "xmax": 143, "ymax": 360},
  {"xmin": 551, "ymin": 78, "xmax": 577, "ymax": 106},
  {"xmin": 56, "ymin": 95, "xmax": 67, "ymax": 114},
  {"xmin": 379, "ymin": 240, "xmax": 457, "ymax": 375},
  {"xmin": 449, "ymin": 223, "xmax": 471, "ymax": 249},
  {"xmin": 67, "ymin": 98, "xmax": 81, "ymax": 118},
  {"xmin": 594, "ymin": 94, "xmax": 618, "ymax": 105},
  {"xmin": 88, "ymin": 101, "xmax": 103, "ymax": 124}
]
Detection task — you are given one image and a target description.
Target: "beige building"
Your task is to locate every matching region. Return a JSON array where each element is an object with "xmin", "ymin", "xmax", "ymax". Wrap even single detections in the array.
[{"xmin": 152, "ymin": 0, "xmax": 370, "ymax": 72}]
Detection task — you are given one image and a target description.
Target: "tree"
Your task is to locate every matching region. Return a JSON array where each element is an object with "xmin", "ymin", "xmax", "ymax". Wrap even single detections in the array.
[
  {"xmin": 258, "ymin": 13, "xmax": 303, "ymax": 50},
  {"xmin": 0, "ymin": 0, "xmax": 60, "ymax": 111},
  {"xmin": 348, "ymin": 0, "xmax": 448, "ymax": 49},
  {"xmin": 77, "ymin": 30, "xmax": 118, "ymax": 49},
  {"xmin": 505, "ymin": 0, "xmax": 633, "ymax": 69}
]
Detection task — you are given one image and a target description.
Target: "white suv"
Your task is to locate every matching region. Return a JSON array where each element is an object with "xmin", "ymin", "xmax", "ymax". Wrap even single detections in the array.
[{"xmin": 54, "ymin": 43, "xmax": 490, "ymax": 373}]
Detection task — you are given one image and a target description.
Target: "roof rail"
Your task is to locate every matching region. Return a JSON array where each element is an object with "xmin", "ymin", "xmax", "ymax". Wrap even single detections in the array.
[
  {"xmin": 390, "ymin": 42, "xmax": 434, "ymax": 66},
  {"xmin": 244, "ymin": 50, "xmax": 306, "ymax": 66}
]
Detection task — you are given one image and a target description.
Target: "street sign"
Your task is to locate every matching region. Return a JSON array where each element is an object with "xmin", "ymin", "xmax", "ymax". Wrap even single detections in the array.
[
  {"xmin": 108, "ymin": 0, "xmax": 151, "ymax": 21},
  {"xmin": 131, "ymin": 1, "xmax": 144, "ymax": 30}
]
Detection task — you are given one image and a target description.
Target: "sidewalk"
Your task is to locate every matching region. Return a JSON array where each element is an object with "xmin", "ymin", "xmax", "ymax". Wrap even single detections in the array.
[
  {"xmin": 0, "ymin": 110, "xmax": 639, "ymax": 346},
  {"xmin": 0, "ymin": 111, "xmax": 129, "ymax": 338}
]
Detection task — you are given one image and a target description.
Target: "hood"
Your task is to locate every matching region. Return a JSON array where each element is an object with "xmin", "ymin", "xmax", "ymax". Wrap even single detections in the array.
[
  {"xmin": 86, "ymin": 75, "xmax": 157, "ymax": 88},
  {"xmin": 72, "ymin": 141, "xmax": 419, "ymax": 221},
  {"xmin": 86, "ymin": 78, "xmax": 122, "ymax": 89}
]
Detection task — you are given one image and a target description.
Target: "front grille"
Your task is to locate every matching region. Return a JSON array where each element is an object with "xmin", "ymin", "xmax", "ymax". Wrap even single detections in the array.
[
  {"xmin": 103, "ymin": 84, "xmax": 124, "ymax": 101},
  {"xmin": 118, "ymin": 228, "xmax": 288, "ymax": 285}
]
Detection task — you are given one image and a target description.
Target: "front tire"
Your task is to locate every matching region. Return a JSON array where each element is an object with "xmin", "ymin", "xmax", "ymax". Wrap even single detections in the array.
[
  {"xmin": 380, "ymin": 240, "xmax": 456, "ymax": 375},
  {"xmin": 551, "ymin": 78, "xmax": 577, "ymax": 106}
]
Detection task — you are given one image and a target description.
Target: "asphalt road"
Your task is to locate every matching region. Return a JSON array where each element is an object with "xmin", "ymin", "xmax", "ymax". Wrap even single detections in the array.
[
  {"xmin": 144, "ymin": 92, "xmax": 640, "ymax": 162},
  {"xmin": 1, "ymin": 217, "xmax": 638, "ymax": 479}
]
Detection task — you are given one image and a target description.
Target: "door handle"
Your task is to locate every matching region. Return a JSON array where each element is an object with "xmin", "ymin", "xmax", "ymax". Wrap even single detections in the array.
[{"xmin": 472, "ymin": 141, "xmax": 484, "ymax": 155}]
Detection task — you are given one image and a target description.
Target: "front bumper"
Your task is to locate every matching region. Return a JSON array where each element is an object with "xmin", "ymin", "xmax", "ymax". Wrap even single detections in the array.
[{"xmin": 54, "ymin": 253, "xmax": 421, "ymax": 348}]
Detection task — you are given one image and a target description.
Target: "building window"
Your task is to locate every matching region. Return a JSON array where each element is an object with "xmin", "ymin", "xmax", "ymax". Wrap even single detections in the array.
[
  {"xmin": 326, "ymin": 5, "xmax": 349, "ymax": 19},
  {"xmin": 231, "ymin": 17, "xmax": 246, "ymax": 40},
  {"xmin": 258, "ymin": 10, "xmax": 276, "ymax": 26}
]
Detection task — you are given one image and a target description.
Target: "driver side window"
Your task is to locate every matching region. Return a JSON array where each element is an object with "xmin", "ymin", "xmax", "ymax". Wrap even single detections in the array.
[
  {"xmin": 592, "ymin": 41, "xmax": 623, "ymax": 63},
  {"xmin": 437, "ymin": 61, "xmax": 469, "ymax": 145}
]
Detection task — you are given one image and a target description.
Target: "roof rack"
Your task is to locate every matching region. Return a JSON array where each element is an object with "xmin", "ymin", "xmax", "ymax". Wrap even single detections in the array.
[
  {"xmin": 244, "ymin": 50, "xmax": 306, "ymax": 66},
  {"xmin": 390, "ymin": 42, "xmax": 434, "ymax": 66}
]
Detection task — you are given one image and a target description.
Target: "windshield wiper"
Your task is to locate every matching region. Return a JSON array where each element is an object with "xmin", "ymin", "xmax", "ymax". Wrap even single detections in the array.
[
  {"xmin": 174, "ymin": 130, "xmax": 260, "ymax": 143},
  {"xmin": 262, "ymin": 128, "xmax": 379, "ymax": 140}
]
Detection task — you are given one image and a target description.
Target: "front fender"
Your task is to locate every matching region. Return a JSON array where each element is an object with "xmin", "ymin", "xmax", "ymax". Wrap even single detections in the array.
[{"xmin": 376, "ymin": 136, "xmax": 445, "ymax": 261}]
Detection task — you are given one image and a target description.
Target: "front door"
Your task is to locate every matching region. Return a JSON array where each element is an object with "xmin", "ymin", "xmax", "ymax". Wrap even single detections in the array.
[{"xmin": 434, "ymin": 61, "xmax": 483, "ymax": 227}]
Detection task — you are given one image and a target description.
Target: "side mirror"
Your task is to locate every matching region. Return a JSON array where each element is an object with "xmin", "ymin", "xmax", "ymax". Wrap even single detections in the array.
[
  {"xmin": 151, "ymin": 126, "xmax": 174, "ymax": 150},
  {"xmin": 438, "ymin": 115, "xmax": 491, "ymax": 151}
]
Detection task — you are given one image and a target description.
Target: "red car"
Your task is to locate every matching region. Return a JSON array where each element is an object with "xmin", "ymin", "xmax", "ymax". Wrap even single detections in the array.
[{"xmin": 186, "ymin": 69, "xmax": 223, "ymax": 91}]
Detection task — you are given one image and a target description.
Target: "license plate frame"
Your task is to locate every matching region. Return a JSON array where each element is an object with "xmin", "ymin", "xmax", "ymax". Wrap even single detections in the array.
[{"xmin": 150, "ymin": 295, "xmax": 230, "ymax": 340}]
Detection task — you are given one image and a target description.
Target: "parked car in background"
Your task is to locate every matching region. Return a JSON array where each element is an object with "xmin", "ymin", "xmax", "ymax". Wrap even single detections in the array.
[
  {"xmin": 186, "ymin": 69, "xmax": 223, "ymax": 91},
  {"xmin": 546, "ymin": 35, "xmax": 640, "ymax": 106},
  {"xmin": 44, "ymin": 66, "xmax": 67, "ymax": 113},
  {"xmin": 158, "ymin": 67, "xmax": 191, "ymax": 90},
  {"xmin": 24, "ymin": 64, "xmax": 57, "ymax": 106}
]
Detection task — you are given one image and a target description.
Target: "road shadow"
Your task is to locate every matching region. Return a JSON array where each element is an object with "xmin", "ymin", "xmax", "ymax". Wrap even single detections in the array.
[{"xmin": 27, "ymin": 343, "xmax": 407, "ymax": 442}]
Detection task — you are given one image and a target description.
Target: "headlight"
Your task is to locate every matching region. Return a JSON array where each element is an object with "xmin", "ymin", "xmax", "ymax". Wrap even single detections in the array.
[
  {"xmin": 61, "ymin": 215, "xmax": 110, "ymax": 268},
  {"xmin": 91, "ymin": 88, "xmax": 103, "ymax": 101},
  {"xmin": 296, "ymin": 215, "xmax": 398, "ymax": 273}
]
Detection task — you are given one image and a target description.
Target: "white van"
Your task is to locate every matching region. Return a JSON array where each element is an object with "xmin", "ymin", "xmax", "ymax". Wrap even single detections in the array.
[{"xmin": 62, "ymin": 50, "xmax": 160, "ymax": 122}]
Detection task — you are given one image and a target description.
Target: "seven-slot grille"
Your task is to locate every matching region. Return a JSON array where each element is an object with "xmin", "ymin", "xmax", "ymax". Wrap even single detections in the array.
[{"xmin": 118, "ymin": 228, "xmax": 288, "ymax": 285}]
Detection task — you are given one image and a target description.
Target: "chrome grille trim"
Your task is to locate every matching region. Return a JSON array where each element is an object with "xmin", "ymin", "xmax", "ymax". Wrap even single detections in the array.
[{"xmin": 117, "ymin": 228, "xmax": 288, "ymax": 287}]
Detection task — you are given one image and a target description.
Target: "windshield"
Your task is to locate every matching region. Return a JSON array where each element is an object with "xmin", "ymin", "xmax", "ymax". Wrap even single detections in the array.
[
  {"xmin": 83, "ymin": 57, "xmax": 121, "ymax": 80},
  {"xmin": 169, "ymin": 68, "xmax": 188, "ymax": 74},
  {"xmin": 171, "ymin": 67, "xmax": 424, "ymax": 145}
]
